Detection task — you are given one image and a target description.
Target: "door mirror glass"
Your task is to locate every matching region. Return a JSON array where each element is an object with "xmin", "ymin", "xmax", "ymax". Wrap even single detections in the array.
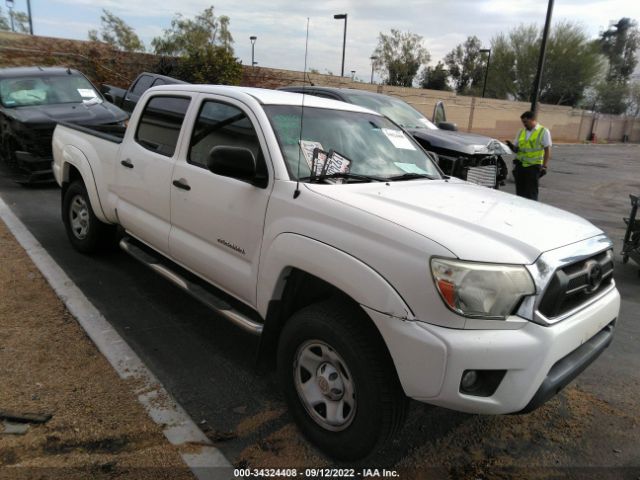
[
  {"xmin": 433, "ymin": 100, "xmax": 447, "ymax": 125},
  {"xmin": 207, "ymin": 146, "xmax": 257, "ymax": 183},
  {"xmin": 437, "ymin": 121, "xmax": 458, "ymax": 131}
]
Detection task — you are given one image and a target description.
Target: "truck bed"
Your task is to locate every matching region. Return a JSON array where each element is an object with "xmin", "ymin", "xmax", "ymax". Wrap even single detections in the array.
[{"xmin": 58, "ymin": 121, "xmax": 126, "ymax": 144}]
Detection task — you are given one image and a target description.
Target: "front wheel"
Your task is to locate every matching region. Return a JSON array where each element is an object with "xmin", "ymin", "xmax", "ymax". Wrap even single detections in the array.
[
  {"xmin": 62, "ymin": 180, "xmax": 116, "ymax": 254},
  {"xmin": 277, "ymin": 299, "xmax": 407, "ymax": 460}
]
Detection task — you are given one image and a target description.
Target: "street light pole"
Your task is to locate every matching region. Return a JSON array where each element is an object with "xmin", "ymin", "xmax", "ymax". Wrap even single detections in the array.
[
  {"xmin": 480, "ymin": 48, "xmax": 491, "ymax": 98},
  {"xmin": 530, "ymin": 0, "xmax": 554, "ymax": 113},
  {"xmin": 26, "ymin": 0, "xmax": 33, "ymax": 34},
  {"xmin": 370, "ymin": 55, "xmax": 378, "ymax": 84},
  {"xmin": 250, "ymin": 36, "xmax": 257, "ymax": 67},
  {"xmin": 333, "ymin": 13, "xmax": 347, "ymax": 77}
]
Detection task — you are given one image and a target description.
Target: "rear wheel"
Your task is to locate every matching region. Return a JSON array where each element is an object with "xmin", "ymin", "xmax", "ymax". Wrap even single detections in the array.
[
  {"xmin": 62, "ymin": 180, "xmax": 116, "ymax": 253},
  {"xmin": 277, "ymin": 299, "xmax": 407, "ymax": 460}
]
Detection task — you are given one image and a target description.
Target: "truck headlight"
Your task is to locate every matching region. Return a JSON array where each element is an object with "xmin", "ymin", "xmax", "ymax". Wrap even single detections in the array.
[{"xmin": 430, "ymin": 258, "xmax": 535, "ymax": 319}]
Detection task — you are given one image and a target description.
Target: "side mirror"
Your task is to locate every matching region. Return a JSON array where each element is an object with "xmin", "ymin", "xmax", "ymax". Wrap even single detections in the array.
[
  {"xmin": 437, "ymin": 121, "xmax": 458, "ymax": 131},
  {"xmin": 207, "ymin": 146, "xmax": 259, "ymax": 184}
]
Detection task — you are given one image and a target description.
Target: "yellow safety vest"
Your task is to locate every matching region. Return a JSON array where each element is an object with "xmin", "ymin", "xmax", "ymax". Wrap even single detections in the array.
[{"xmin": 516, "ymin": 126, "xmax": 546, "ymax": 167}]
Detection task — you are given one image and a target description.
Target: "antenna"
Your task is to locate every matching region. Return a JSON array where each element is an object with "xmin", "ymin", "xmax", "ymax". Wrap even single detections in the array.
[{"xmin": 294, "ymin": 17, "xmax": 310, "ymax": 199}]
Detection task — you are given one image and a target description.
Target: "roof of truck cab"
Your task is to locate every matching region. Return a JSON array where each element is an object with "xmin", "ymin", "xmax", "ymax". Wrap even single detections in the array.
[
  {"xmin": 0, "ymin": 67, "xmax": 84, "ymax": 78},
  {"xmin": 146, "ymin": 84, "xmax": 379, "ymax": 114}
]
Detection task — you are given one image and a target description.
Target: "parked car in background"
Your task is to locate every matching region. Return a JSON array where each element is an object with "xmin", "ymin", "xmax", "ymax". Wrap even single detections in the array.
[
  {"xmin": 53, "ymin": 85, "xmax": 619, "ymax": 460},
  {"xmin": 0, "ymin": 67, "xmax": 128, "ymax": 184},
  {"xmin": 101, "ymin": 72, "xmax": 187, "ymax": 113},
  {"xmin": 279, "ymin": 86, "xmax": 512, "ymax": 188}
]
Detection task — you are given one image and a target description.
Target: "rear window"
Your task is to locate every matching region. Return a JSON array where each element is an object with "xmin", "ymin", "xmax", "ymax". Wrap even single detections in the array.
[
  {"xmin": 135, "ymin": 96, "xmax": 190, "ymax": 157},
  {"xmin": 131, "ymin": 75, "xmax": 154, "ymax": 95}
]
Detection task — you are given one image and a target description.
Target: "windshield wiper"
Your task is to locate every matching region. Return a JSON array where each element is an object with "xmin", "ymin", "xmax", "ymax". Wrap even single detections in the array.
[
  {"xmin": 299, "ymin": 172, "xmax": 386, "ymax": 183},
  {"xmin": 386, "ymin": 173, "xmax": 436, "ymax": 181}
]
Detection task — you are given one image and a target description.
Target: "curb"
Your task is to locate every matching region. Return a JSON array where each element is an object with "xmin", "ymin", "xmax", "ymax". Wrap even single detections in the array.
[{"xmin": 0, "ymin": 195, "xmax": 234, "ymax": 480}]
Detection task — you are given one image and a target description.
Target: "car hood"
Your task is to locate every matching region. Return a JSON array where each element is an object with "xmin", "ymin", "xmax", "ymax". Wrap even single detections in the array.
[
  {"xmin": 5, "ymin": 101, "xmax": 128, "ymax": 126},
  {"xmin": 408, "ymin": 128, "xmax": 512, "ymax": 156},
  {"xmin": 307, "ymin": 179, "xmax": 602, "ymax": 264}
]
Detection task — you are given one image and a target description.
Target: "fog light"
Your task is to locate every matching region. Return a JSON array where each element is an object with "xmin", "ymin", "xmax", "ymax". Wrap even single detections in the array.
[{"xmin": 461, "ymin": 370, "xmax": 478, "ymax": 390}]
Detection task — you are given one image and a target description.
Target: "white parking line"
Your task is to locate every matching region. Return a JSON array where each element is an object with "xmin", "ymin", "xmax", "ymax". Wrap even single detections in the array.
[{"xmin": 0, "ymin": 195, "xmax": 234, "ymax": 480}]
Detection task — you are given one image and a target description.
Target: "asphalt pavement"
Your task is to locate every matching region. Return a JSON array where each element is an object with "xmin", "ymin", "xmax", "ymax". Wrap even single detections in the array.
[{"xmin": 1, "ymin": 143, "xmax": 639, "ymax": 476}]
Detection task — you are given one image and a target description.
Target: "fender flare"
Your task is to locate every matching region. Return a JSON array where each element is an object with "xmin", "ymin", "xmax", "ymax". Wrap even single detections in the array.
[
  {"xmin": 58, "ymin": 146, "xmax": 110, "ymax": 224},
  {"xmin": 257, "ymin": 233, "xmax": 413, "ymax": 319}
]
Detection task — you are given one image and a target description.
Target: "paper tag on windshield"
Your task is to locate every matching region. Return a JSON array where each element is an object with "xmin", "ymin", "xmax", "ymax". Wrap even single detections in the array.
[
  {"xmin": 77, "ymin": 88, "xmax": 96, "ymax": 98},
  {"xmin": 382, "ymin": 128, "xmax": 416, "ymax": 150},
  {"xmin": 300, "ymin": 140, "xmax": 324, "ymax": 170},
  {"xmin": 324, "ymin": 151, "xmax": 351, "ymax": 176}
]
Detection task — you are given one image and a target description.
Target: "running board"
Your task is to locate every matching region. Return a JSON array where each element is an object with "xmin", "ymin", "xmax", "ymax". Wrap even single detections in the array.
[{"xmin": 119, "ymin": 238, "xmax": 263, "ymax": 335}]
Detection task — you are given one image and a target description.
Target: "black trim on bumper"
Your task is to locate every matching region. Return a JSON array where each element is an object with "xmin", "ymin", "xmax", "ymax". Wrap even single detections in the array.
[{"xmin": 517, "ymin": 320, "xmax": 615, "ymax": 414}]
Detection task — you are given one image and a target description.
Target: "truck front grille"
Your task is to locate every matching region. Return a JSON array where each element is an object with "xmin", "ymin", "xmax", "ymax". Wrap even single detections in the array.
[
  {"xmin": 538, "ymin": 249, "xmax": 614, "ymax": 319},
  {"xmin": 465, "ymin": 165, "xmax": 497, "ymax": 187}
]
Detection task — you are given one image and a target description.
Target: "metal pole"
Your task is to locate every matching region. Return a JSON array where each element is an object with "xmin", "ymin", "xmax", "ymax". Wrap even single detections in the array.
[
  {"xmin": 26, "ymin": 0, "xmax": 33, "ymax": 34},
  {"xmin": 481, "ymin": 49, "xmax": 491, "ymax": 98},
  {"xmin": 530, "ymin": 0, "xmax": 554, "ymax": 113},
  {"xmin": 334, "ymin": 14, "xmax": 347, "ymax": 77},
  {"xmin": 250, "ymin": 36, "xmax": 257, "ymax": 68},
  {"xmin": 370, "ymin": 55, "xmax": 378, "ymax": 84}
]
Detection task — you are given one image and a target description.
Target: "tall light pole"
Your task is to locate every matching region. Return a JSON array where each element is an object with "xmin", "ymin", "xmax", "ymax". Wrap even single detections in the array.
[
  {"xmin": 333, "ymin": 13, "xmax": 347, "ymax": 77},
  {"xmin": 480, "ymin": 48, "xmax": 491, "ymax": 98},
  {"xmin": 26, "ymin": 0, "xmax": 33, "ymax": 34},
  {"xmin": 530, "ymin": 0, "xmax": 554, "ymax": 113},
  {"xmin": 250, "ymin": 36, "xmax": 257, "ymax": 67},
  {"xmin": 370, "ymin": 55, "xmax": 378, "ymax": 84},
  {"xmin": 351, "ymin": 70, "xmax": 356, "ymax": 81},
  {"xmin": 6, "ymin": 0, "xmax": 15, "ymax": 32}
]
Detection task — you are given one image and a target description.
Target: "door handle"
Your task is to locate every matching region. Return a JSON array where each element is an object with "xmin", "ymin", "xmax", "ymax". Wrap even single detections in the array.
[
  {"xmin": 172, "ymin": 179, "xmax": 191, "ymax": 191},
  {"xmin": 120, "ymin": 159, "xmax": 134, "ymax": 169}
]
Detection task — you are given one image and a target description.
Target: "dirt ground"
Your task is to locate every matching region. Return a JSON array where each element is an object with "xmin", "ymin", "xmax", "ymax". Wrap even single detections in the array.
[{"xmin": 0, "ymin": 220, "xmax": 194, "ymax": 480}]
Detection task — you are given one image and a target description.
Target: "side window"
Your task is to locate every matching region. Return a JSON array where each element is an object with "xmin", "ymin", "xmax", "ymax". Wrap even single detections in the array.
[
  {"xmin": 135, "ymin": 96, "xmax": 191, "ymax": 157},
  {"xmin": 131, "ymin": 75, "xmax": 154, "ymax": 95},
  {"xmin": 152, "ymin": 78, "xmax": 168, "ymax": 87},
  {"xmin": 188, "ymin": 100, "xmax": 262, "ymax": 169}
]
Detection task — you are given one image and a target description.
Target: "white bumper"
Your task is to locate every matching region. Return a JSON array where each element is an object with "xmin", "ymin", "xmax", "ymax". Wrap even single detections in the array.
[{"xmin": 364, "ymin": 285, "xmax": 620, "ymax": 414}]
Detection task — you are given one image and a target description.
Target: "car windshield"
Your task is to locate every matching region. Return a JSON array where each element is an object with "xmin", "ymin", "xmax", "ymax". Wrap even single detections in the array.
[
  {"xmin": 265, "ymin": 105, "xmax": 441, "ymax": 182},
  {"xmin": 0, "ymin": 74, "xmax": 102, "ymax": 108},
  {"xmin": 341, "ymin": 92, "xmax": 438, "ymax": 131}
]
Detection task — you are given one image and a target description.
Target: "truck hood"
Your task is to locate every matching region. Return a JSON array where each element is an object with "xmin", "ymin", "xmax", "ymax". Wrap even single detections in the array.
[
  {"xmin": 307, "ymin": 179, "xmax": 602, "ymax": 264},
  {"xmin": 5, "ymin": 101, "xmax": 128, "ymax": 126},
  {"xmin": 408, "ymin": 128, "xmax": 512, "ymax": 156}
]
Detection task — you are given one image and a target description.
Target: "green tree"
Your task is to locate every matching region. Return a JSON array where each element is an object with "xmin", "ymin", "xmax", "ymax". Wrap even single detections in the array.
[
  {"xmin": 444, "ymin": 36, "xmax": 485, "ymax": 94},
  {"xmin": 629, "ymin": 81, "xmax": 640, "ymax": 117},
  {"xmin": 173, "ymin": 46, "xmax": 242, "ymax": 85},
  {"xmin": 419, "ymin": 61, "xmax": 451, "ymax": 91},
  {"xmin": 599, "ymin": 18, "xmax": 640, "ymax": 83},
  {"xmin": 152, "ymin": 6, "xmax": 233, "ymax": 56},
  {"xmin": 486, "ymin": 23, "xmax": 602, "ymax": 107},
  {"xmin": 0, "ymin": 7, "xmax": 30, "ymax": 33},
  {"xmin": 593, "ymin": 81, "xmax": 629, "ymax": 114},
  {"xmin": 372, "ymin": 30, "xmax": 430, "ymax": 87},
  {"xmin": 88, "ymin": 9, "xmax": 145, "ymax": 52}
]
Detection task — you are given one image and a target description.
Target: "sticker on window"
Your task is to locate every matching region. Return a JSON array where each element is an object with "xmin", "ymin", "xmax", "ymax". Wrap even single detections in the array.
[
  {"xmin": 299, "ymin": 140, "xmax": 324, "ymax": 171},
  {"xmin": 394, "ymin": 162, "xmax": 428, "ymax": 174},
  {"xmin": 381, "ymin": 128, "xmax": 416, "ymax": 150}
]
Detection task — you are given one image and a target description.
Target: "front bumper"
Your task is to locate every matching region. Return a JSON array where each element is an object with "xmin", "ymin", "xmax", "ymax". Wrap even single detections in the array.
[
  {"xmin": 364, "ymin": 285, "xmax": 620, "ymax": 415},
  {"xmin": 15, "ymin": 151, "xmax": 54, "ymax": 183}
]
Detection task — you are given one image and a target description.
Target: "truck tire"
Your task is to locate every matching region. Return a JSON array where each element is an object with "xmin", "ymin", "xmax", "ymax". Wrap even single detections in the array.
[
  {"xmin": 277, "ymin": 298, "xmax": 407, "ymax": 460},
  {"xmin": 62, "ymin": 180, "xmax": 115, "ymax": 254}
]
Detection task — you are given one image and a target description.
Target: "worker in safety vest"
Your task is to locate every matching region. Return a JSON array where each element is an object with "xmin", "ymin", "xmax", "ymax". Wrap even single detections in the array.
[{"xmin": 506, "ymin": 111, "xmax": 552, "ymax": 201}]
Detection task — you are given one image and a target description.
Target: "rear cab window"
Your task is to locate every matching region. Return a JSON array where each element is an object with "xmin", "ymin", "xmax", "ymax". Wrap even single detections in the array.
[
  {"xmin": 135, "ymin": 96, "xmax": 191, "ymax": 157},
  {"xmin": 130, "ymin": 75, "xmax": 154, "ymax": 96}
]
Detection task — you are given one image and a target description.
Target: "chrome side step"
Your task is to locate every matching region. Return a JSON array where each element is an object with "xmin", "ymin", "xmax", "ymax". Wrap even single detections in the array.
[{"xmin": 119, "ymin": 238, "xmax": 263, "ymax": 335}]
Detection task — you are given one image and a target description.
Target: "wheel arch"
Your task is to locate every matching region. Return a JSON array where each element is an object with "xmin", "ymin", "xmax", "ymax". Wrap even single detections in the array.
[{"xmin": 59, "ymin": 148, "xmax": 109, "ymax": 223}]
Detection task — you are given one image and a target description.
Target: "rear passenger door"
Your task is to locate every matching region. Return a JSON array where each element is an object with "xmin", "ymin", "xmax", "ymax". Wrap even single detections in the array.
[
  {"xmin": 114, "ymin": 94, "xmax": 193, "ymax": 254},
  {"xmin": 169, "ymin": 95, "xmax": 272, "ymax": 306}
]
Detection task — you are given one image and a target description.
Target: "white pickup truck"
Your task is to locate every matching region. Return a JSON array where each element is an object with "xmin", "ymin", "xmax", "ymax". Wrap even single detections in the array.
[{"xmin": 52, "ymin": 85, "xmax": 620, "ymax": 460}]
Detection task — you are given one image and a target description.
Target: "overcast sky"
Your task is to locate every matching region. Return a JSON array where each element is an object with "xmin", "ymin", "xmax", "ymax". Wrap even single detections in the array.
[{"xmin": 13, "ymin": 0, "xmax": 640, "ymax": 81}]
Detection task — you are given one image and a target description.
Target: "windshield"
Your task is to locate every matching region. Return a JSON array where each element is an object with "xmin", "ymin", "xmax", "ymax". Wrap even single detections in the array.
[
  {"xmin": 341, "ymin": 92, "xmax": 438, "ymax": 130},
  {"xmin": 0, "ymin": 75, "xmax": 102, "ymax": 108},
  {"xmin": 265, "ymin": 105, "xmax": 441, "ymax": 182}
]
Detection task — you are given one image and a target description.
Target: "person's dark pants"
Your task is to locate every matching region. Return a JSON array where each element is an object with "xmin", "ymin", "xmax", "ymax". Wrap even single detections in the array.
[{"xmin": 514, "ymin": 163, "xmax": 541, "ymax": 201}]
